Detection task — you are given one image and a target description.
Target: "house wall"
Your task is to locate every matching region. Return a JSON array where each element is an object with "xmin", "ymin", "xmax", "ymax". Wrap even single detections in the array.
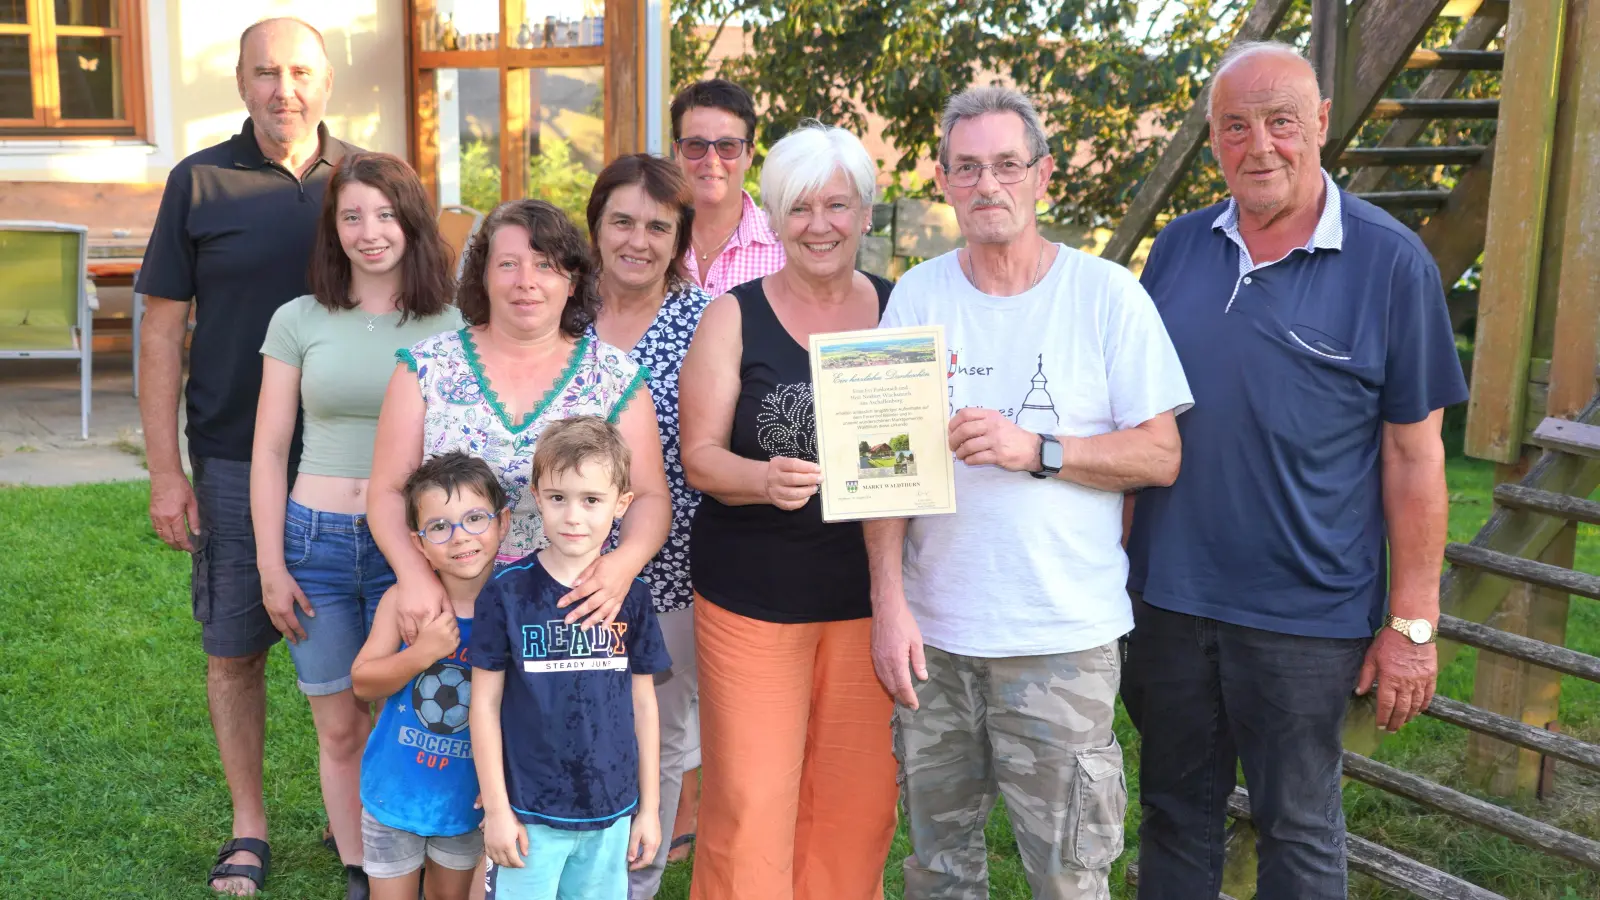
[{"xmin": 0, "ymin": 0, "xmax": 409, "ymax": 231}]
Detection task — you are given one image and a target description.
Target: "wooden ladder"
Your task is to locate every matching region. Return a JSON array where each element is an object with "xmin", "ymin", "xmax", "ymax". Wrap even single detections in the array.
[
  {"xmin": 1101, "ymin": 0, "xmax": 1508, "ymax": 276},
  {"xmin": 1316, "ymin": 394, "xmax": 1600, "ymax": 899}
]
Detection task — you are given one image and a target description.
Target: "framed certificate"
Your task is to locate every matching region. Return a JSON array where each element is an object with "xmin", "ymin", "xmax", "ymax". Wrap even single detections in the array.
[{"xmin": 808, "ymin": 325, "xmax": 958, "ymax": 522}]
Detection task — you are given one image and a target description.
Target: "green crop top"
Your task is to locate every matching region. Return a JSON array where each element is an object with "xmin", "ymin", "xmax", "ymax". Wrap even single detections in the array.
[{"xmin": 259, "ymin": 295, "xmax": 464, "ymax": 478}]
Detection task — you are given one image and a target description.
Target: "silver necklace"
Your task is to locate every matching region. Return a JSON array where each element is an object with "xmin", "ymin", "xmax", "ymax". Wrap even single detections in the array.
[
  {"xmin": 960, "ymin": 239, "xmax": 1046, "ymax": 294},
  {"xmin": 361, "ymin": 312, "xmax": 381, "ymax": 331}
]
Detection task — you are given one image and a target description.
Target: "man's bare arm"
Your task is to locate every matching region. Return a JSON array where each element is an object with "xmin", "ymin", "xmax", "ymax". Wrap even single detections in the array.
[
  {"xmin": 948, "ymin": 408, "xmax": 1181, "ymax": 492},
  {"xmin": 1054, "ymin": 412, "xmax": 1181, "ymax": 492},
  {"xmin": 139, "ymin": 296, "xmax": 198, "ymax": 550}
]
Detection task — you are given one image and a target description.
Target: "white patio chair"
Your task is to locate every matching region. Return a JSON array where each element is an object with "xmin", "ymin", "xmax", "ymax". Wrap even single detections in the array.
[{"xmin": 0, "ymin": 221, "xmax": 92, "ymax": 439}]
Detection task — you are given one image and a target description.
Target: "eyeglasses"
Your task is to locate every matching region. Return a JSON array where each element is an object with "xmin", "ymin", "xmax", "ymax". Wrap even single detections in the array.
[
  {"xmin": 416, "ymin": 508, "xmax": 499, "ymax": 544},
  {"xmin": 675, "ymin": 137, "xmax": 752, "ymax": 161},
  {"xmin": 944, "ymin": 153, "xmax": 1046, "ymax": 188}
]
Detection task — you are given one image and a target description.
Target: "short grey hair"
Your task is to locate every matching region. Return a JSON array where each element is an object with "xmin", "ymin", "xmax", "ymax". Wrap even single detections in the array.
[
  {"xmin": 759, "ymin": 120, "xmax": 878, "ymax": 222},
  {"xmin": 1206, "ymin": 40, "xmax": 1319, "ymax": 118},
  {"xmin": 938, "ymin": 86, "xmax": 1050, "ymax": 170}
]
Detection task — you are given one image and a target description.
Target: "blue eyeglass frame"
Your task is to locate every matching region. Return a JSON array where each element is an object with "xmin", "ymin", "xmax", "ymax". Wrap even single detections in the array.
[{"xmin": 416, "ymin": 508, "xmax": 501, "ymax": 543}]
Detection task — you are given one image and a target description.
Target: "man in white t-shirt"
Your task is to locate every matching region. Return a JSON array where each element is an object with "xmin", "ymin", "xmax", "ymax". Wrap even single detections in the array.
[{"xmin": 867, "ymin": 86, "xmax": 1193, "ymax": 900}]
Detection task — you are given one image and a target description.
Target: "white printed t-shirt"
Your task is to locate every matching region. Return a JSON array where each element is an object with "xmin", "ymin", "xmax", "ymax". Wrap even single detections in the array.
[{"xmin": 880, "ymin": 246, "xmax": 1193, "ymax": 658}]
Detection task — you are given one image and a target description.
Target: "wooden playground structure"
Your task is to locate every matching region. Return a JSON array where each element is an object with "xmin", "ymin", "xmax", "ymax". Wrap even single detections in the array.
[{"xmin": 1107, "ymin": 0, "xmax": 1600, "ymax": 896}]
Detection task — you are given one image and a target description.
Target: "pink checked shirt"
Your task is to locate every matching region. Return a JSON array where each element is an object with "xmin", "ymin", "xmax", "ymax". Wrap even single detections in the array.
[{"xmin": 683, "ymin": 191, "xmax": 787, "ymax": 297}]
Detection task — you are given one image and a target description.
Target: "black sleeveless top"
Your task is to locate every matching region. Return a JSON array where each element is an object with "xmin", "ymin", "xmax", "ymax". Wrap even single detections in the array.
[{"xmin": 690, "ymin": 272, "xmax": 895, "ymax": 623}]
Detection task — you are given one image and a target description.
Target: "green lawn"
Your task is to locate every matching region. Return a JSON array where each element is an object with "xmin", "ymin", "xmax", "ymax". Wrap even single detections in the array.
[{"xmin": 1, "ymin": 459, "xmax": 1597, "ymax": 898}]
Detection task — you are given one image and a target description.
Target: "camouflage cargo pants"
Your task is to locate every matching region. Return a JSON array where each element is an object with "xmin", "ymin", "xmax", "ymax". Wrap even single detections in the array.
[{"xmin": 894, "ymin": 642, "xmax": 1126, "ymax": 900}]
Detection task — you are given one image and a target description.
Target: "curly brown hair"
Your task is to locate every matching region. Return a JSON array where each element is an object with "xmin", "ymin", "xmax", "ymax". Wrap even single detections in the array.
[
  {"xmin": 586, "ymin": 154, "xmax": 696, "ymax": 290},
  {"xmin": 307, "ymin": 152, "xmax": 453, "ymax": 323},
  {"xmin": 456, "ymin": 199, "xmax": 599, "ymax": 338}
]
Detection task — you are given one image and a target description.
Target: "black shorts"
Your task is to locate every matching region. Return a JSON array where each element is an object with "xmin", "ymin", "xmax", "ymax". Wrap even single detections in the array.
[{"xmin": 190, "ymin": 455, "xmax": 281, "ymax": 658}]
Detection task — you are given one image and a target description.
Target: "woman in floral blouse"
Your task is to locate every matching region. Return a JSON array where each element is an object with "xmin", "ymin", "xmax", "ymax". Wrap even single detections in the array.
[
  {"xmin": 585, "ymin": 153, "xmax": 713, "ymax": 899},
  {"xmin": 368, "ymin": 199, "xmax": 672, "ymax": 641}
]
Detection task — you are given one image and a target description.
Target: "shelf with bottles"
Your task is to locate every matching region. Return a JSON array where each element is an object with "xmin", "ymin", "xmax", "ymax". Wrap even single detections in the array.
[
  {"xmin": 414, "ymin": 0, "xmax": 605, "ymax": 54},
  {"xmin": 508, "ymin": 0, "xmax": 605, "ymax": 49},
  {"xmin": 415, "ymin": 0, "xmax": 500, "ymax": 52}
]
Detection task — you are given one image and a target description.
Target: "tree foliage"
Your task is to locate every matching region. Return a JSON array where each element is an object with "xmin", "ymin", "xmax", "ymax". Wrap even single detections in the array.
[{"xmin": 672, "ymin": 0, "xmax": 1304, "ymax": 226}]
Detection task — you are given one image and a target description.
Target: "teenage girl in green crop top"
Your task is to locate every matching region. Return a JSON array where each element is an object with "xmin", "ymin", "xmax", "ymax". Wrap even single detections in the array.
[{"xmin": 250, "ymin": 152, "xmax": 463, "ymax": 893}]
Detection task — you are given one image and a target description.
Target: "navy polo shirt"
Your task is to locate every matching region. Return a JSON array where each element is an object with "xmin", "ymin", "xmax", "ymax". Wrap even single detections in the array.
[
  {"xmin": 136, "ymin": 119, "xmax": 358, "ymax": 461},
  {"xmin": 1126, "ymin": 180, "xmax": 1468, "ymax": 638},
  {"xmin": 469, "ymin": 554, "xmax": 671, "ymax": 830}
]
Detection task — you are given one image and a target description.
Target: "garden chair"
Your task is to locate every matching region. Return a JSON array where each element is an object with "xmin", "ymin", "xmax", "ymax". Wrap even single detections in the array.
[
  {"xmin": 0, "ymin": 221, "xmax": 92, "ymax": 439},
  {"xmin": 437, "ymin": 205, "xmax": 484, "ymax": 282}
]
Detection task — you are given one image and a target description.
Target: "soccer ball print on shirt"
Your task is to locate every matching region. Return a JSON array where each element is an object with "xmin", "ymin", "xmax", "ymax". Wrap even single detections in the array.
[{"xmin": 413, "ymin": 659, "xmax": 471, "ymax": 735}]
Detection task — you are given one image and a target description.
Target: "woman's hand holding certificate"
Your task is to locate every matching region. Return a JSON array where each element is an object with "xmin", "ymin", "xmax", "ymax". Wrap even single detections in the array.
[{"xmin": 766, "ymin": 457, "xmax": 824, "ymax": 511}]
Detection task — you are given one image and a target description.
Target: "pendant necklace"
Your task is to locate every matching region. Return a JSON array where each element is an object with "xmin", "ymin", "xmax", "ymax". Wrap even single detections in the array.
[
  {"xmin": 694, "ymin": 224, "xmax": 739, "ymax": 267},
  {"xmin": 960, "ymin": 239, "xmax": 1046, "ymax": 293}
]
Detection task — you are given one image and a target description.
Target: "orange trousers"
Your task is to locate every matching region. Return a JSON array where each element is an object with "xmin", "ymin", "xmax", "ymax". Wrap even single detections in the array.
[{"xmin": 689, "ymin": 594, "xmax": 898, "ymax": 900}]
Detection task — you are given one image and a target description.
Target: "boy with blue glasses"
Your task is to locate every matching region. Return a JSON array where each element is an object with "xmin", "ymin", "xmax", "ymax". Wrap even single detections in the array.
[{"xmin": 351, "ymin": 451, "xmax": 508, "ymax": 900}]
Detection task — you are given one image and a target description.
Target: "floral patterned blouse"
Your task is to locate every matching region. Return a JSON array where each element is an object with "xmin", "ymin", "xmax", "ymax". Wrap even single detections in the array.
[
  {"xmin": 399, "ymin": 327, "xmax": 646, "ymax": 565},
  {"xmin": 595, "ymin": 283, "xmax": 714, "ymax": 614}
]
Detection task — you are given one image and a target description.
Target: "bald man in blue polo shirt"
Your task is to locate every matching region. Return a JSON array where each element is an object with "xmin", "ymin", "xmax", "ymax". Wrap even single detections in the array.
[{"xmin": 1124, "ymin": 41, "xmax": 1468, "ymax": 899}]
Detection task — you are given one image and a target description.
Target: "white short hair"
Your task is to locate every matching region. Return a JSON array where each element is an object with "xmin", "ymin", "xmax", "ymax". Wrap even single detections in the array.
[
  {"xmin": 1206, "ymin": 40, "xmax": 1319, "ymax": 118},
  {"xmin": 759, "ymin": 121, "xmax": 877, "ymax": 223}
]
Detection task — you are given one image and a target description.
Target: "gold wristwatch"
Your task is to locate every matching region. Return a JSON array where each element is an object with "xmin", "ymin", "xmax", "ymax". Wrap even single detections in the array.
[{"xmin": 1385, "ymin": 615, "xmax": 1436, "ymax": 645}]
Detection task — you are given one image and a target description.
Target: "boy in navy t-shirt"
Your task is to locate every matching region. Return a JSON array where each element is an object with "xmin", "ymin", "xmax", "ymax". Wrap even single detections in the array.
[{"xmin": 470, "ymin": 416, "xmax": 670, "ymax": 900}]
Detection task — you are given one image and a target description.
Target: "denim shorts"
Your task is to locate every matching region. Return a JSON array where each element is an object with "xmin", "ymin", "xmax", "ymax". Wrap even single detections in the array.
[
  {"xmin": 361, "ymin": 809, "xmax": 483, "ymax": 879},
  {"xmin": 190, "ymin": 456, "xmax": 280, "ymax": 659},
  {"xmin": 281, "ymin": 498, "xmax": 397, "ymax": 696}
]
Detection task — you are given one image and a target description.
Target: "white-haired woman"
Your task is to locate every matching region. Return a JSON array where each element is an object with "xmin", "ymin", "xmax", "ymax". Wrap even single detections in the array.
[{"xmin": 678, "ymin": 121, "xmax": 897, "ymax": 900}]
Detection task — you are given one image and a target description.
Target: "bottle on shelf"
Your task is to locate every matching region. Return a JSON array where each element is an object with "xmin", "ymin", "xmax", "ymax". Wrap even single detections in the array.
[
  {"xmin": 580, "ymin": 0, "xmax": 603, "ymax": 45},
  {"xmin": 543, "ymin": 15, "xmax": 557, "ymax": 48},
  {"xmin": 442, "ymin": 13, "xmax": 459, "ymax": 51},
  {"xmin": 516, "ymin": 21, "xmax": 533, "ymax": 49}
]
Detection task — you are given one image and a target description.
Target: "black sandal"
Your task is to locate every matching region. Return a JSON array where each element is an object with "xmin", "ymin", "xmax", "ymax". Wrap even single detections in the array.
[
  {"xmin": 207, "ymin": 837, "xmax": 270, "ymax": 893},
  {"xmin": 345, "ymin": 863, "xmax": 370, "ymax": 900}
]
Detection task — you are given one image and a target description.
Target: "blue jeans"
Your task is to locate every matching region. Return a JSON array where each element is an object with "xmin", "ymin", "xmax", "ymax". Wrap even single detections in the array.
[
  {"xmin": 281, "ymin": 498, "xmax": 396, "ymax": 696},
  {"xmin": 488, "ymin": 817, "xmax": 631, "ymax": 900},
  {"xmin": 1122, "ymin": 594, "xmax": 1369, "ymax": 900}
]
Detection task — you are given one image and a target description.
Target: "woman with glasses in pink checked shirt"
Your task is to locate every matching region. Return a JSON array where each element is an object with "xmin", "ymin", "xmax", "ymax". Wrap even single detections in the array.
[
  {"xmin": 670, "ymin": 80, "xmax": 786, "ymax": 298},
  {"xmin": 658, "ymin": 79, "xmax": 788, "ymax": 870}
]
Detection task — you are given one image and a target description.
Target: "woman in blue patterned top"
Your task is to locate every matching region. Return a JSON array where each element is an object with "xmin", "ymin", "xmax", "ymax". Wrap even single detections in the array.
[{"xmin": 585, "ymin": 154, "xmax": 713, "ymax": 899}]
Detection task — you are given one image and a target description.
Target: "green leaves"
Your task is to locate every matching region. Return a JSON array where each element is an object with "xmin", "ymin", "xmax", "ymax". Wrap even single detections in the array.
[{"xmin": 671, "ymin": 0, "xmax": 1261, "ymax": 227}]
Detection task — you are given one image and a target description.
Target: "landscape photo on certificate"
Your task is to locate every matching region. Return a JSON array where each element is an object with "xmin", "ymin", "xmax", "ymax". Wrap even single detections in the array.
[
  {"xmin": 818, "ymin": 335, "xmax": 939, "ymax": 369},
  {"xmin": 856, "ymin": 432, "xmax": 917, "ymax": 480}
]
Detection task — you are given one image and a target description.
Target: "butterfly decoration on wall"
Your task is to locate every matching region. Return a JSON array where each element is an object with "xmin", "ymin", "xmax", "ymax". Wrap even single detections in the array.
[{"xmin": 77, "ymin": 55, "xmax": 99, "ymax": 72}]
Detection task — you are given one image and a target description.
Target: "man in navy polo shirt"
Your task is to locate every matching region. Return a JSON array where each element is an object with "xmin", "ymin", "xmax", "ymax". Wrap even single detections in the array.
[
  {"xmin": 136, "ymin": 16, "xmax": 359, "ymax": 896},
  {"xmin": 1125, "ymin": 42, "xmax": 1467, "ymax": 899}
]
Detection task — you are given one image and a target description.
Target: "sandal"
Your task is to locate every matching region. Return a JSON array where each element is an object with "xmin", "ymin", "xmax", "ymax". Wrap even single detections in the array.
[
  {"xmin": 207, "ymin": 837, "xmax": 270, "ymax": 894},
  {"xmin": 346, "ymin": 863, "xmax": 370, "ymax": 900},
  {"xmin": 667, "ymin": 832, "xmax": 695, "ymax": 862}
]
